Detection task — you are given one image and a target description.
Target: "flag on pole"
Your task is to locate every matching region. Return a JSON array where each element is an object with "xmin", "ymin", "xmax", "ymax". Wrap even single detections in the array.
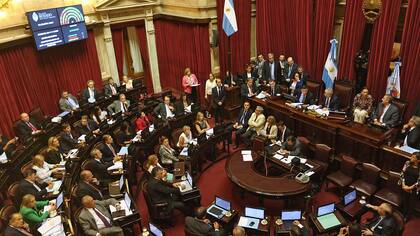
[
  {"xmin": 386, "ymin": 61, "xmax": 401, "ymax": 98},
  {"xmin": 222, "ymin": 0, "xmax": 238, "ymax": 37},
  {"xmin": 322, "ymin": 39, "xmax": 338, "ymax": 89}
]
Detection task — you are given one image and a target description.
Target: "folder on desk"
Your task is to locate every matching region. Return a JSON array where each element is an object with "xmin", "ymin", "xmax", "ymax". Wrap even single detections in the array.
[
  {"xmin": 37, "ymin": 216, "xmax": 65, "ymax": 236},
  {"xmin": 238, "ymin": 216, "xmax": 259, "ymax": 230}
]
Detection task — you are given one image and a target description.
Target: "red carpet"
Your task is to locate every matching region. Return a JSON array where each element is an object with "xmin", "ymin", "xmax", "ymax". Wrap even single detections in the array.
[{"xmin": 134, "ymin": 150, "xmax": 420, "ymax": 236}]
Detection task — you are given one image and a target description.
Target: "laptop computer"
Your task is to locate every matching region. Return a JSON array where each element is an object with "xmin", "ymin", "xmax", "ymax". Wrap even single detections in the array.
[
  {"xmin": 110, "ymin": 192, "xmax": 133, "ymax": 219},
  {"xmin": 316, "ymin": 203, "xmax": 341, "ymax": 230},
  {"xmin": 237, "ymin": 207, "xmax": 265, "ymax": 230},
  {"xmin": 149, "ymin": 222, "xmax": 164, "ymax": 236},
  {"xmin": 343, "ymin": 189, "xmax": 357, "ymax": 206},
  {"xmin": 281, "ymin": 210, "xmax": 302, "ymax": 230},
  {"xmin": 206, "ymin": 196, "xmax": 231, "ymax": 219},
  {"xmin": 179, "ymin": 172, "xmax": 193, "ymax": 193},
  {"xmin": 245, "ymin": 207, "xmax": 265, "ymax": 219}
]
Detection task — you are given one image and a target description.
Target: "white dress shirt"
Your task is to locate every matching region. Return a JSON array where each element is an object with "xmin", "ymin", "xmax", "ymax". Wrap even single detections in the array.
[
  {"xmin": 87, "ymin": 208, "xmax": 110, "ymax": 230},
  {"xmin": 165, "ymin": 104, "xmax": 174, "ymax": 118},
  {"xmin": 379, "ymin": 104, "xmax": 390, "ymax": 123},
  {"xmin": 32, "ymin": 162, "xmax": 55, "ymax": 183}
]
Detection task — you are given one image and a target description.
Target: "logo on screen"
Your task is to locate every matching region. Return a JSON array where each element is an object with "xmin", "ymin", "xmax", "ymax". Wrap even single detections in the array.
[
  {"xmin": 32, "ymin": 12, "xmax": 39, "ymax": 22},
  {"xmin": 60, "ymin": 6, "xmax": 84, "ymax": 25}
]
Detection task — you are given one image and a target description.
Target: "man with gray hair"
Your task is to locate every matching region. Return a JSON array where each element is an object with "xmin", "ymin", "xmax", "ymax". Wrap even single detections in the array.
[
  {"xmin": 363, "ymin": 203, "xmax": 396, "ymax": 236},
  {"xmin": 372, "ymin": 94, "xmax": 400, "ymax": 128},
  {"xmin": 81, "ymin": 80, "xmax": 99, "ymax": 104},
  {"xmin": 321, "ymin": 88, "xmax": 340, "ymax": 111},
  {"xmin": 400, "ymin": 116, "xmax": 420, "ymax": 149},
  {"xmin": 284, "ymin": 57, "xmax": 298, "ymax": 82},
  {"xmin": 242, "ymin": 106, "xmax": 266, "ymax": 146},
  {"xmin": 233, "ymin": 226, "xmax": 246, "ymax": 236}
]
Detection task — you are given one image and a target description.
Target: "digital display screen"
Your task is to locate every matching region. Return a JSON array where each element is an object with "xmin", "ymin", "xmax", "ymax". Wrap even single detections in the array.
[
  {"xmin": 215, "ymin": 196, "xmax": 231, "ymax": 211},
  {"xmin": 245, "ymin": 207, "xmax": 264, "ymax": 219},
  {"xmin": 281, "ymin": 211, "xmax": 302, "ymax": 220},
  {"xmin": 27, "ymin": 4, "xmax": 87, "ymax": 50}
]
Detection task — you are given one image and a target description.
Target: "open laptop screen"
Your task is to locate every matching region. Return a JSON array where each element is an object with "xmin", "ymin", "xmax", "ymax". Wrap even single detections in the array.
[
  {"xmin": 317, "ymin": 203, "xmax": 335, "ymax": 217},
  {"xmin": 343, "ymin": 190, "xmax": 356, "ymax": 206},
  {"xmin": 245, "ymin": 207, "xmax": 264, "ymax": 219},
  {"xmin": 215, "ymin": 196, "xmax": 231, "ymax": 211},
  {"xmin": 149, "ymin": 222, "xmax": 163, "ymax": 236},
  {"xmin": 281, "ymin": 211, "xmax": 302, "ymax": 221}
]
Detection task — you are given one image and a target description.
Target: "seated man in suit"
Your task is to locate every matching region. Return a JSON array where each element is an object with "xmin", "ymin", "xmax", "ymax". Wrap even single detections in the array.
[
  {"xmin": 284, "ymin": 57, "xmax": 298, "ymax": 84},
  {"xmin": 18, "ymin": 169, "xmax": 53, "ymax": 203},
  {"xmin": 121, "ymin": 75, "xmax": 134, "ymax": 91},
  {"xmin": 77, "ymin": 170, "xmax": 104, "ymax": 202},
  {"xmin": 185, "ymin": 206, "xmax": 224, "ymax": 236},
  {"xmin": 212, "ymin": 79, "xmax": 226, "ymax": 125},
  {"xmin": 103, "ymin": 78, "xmax": 119, "ymax": 97},
  {"xmin": 153, "ymin": 95, "xmax": 175, "ymax": 121},
  {"xmin": 362, "ymin": 203, "xmax": 396, "ymax": 236},
  {"xmin": 81, "ymin": 80, "xmax": 99, "ymax": 104},
  {"xmin": 58, "ymin": 123, "xmax": 79, "ymax": 153},
  {"xmin": 400, "ymin": 116, "xmax": 420, "ymax": 149},
  {"xmin": 79, "ymin": 195, "xmax": 124, "ymax": 236},
  {"xmin": 320, "ymin": 88, "xmax": 340, "ymax": 111},
  {"xmin": 232, "ymin": 226, "xmax": 246, "ymax": 236},
  {"xmin": 372, "ymin": 94, "xmax": 400, "ymax": 128},
  {"xmin": 240, "ymin": 78, "xmax": 258, "ymax": 102},
  {"xmin": 263, "ymin": 79, "xmax": 281, "ymax": 97},
  {"xmin": 147, "ymin": 166, "xmax": 186, "ymax": 215},
  {"xmin": 233, "ymin": 101, "xmax": 253, "ymax": 148},
  {"xmin": 4, "ymin": 213, "xmax": 33, "ymax": 236},
  {"xmin": 15, "ymin": 113, "xmax": 43, "ymax": 142},
  {"xmin": 241, "ymin": 106, "xmax": 266, "ymax": 146},
  {"xmin": 277, "ymin": 120, "xmax": 292, "ymax": 143},
  {"xmin": 100, "ymin": 135, "xmax": 120, "ymax": 163},
  {"xmin": 280, "ymin": 136, "xmax": 302, "ymax": 156},
  {"xmin": 107, "ymin": 94, "xmax": 130, "ymax": 115},
  {"xmin": 59, "ymin": 91, "xmax": 80, "ymax": 112},
  {"xmin": 75, "ymin": 115, "xmax": 100, "ymax": 137},
  {"xmin": 294, "ymin": 86, "xmax": 315, "ymax": 105},
  {"xmin": 88, "ymin": 149, "xmax": 121, "ymax": 184}
]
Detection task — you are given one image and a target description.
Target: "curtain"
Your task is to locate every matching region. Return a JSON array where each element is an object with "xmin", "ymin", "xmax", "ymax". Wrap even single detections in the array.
[
  {"xmin": 366, "ymin": 0, "xmax": 402, "ymax": 101},
  {"xmin": 399, "ymin": 0, "xmax": 420, "ymax": 119},
  {"xmin": 337, "ymin": 0, "xmax": 366, "ymax": 81},
  {"xmin": 312, "ymin": 0, "xmax": 335, "ymax": 82},
  {"xmin": 216, "ymin": 0, "xmax": 251, "ymax": 76},
  {"xmin": 127, "ymin": 26, "xmax": 144, "ymax": 73},
  {"xmin": 136, "ymin": 25, "xmax": 154, "ymax": 93},
  {"xmin": 256, "ymin": 0, "xmax": 314, "ymax": 76},
  {"xmin": 154, "ymin": 20, "xmax": 211, "ymax": 102},
  {"xmin": 111, "ymin": 28, "xmax": 124, "ymax": 80},
  {"xmin": 0, "ymin": 31, "xmax": 102, "ymax": 137}
]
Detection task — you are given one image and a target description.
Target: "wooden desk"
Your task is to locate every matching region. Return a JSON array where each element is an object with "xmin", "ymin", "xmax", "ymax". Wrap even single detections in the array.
[
  {"xmin": 309, "ymin": 211, "xmax": 347, "ymax": 234},
  {"xmin": 237, "ymin": 216, "xmax": 271, "ymax": 236},
  {"xmin": 224, "ymin": 86, "xmax": 241, "ymax": 119},
  {"xmin": 379, "ymin": 145, "xmax": 412, "ymax": 172},
  {"xmin": 336, "ymin": 198, "xmax": 366, "ymax": 221},
  {"xmin": 273, "ymin": 217, "xmax": 311, "ymax": 236}
]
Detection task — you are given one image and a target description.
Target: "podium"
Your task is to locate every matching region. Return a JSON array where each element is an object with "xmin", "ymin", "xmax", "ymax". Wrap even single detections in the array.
[{"xmin": 223, "ymin": 86, "xmax": 241, "ymax": 119}]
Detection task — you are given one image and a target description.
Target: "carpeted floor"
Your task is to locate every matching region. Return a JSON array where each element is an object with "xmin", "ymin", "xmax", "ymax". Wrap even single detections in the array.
[{"xmin": 133, "ymin": 147, "xmax": 420, "ymax": 236}]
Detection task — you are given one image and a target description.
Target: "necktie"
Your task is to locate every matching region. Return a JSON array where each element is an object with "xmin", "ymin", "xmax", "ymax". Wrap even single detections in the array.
[
  {"xmin": 87, "ymin": 123, "xmax": 91, "ymax": 131},
  {"xmin": 217, "ymin": 87, "xmax": 220, "ymax": 97},
  {"xmin": 93, "ymin": 208, "xmax": 112, "ymax": 227},
  {"xmin": 26, "ymin": 122, "xmax": 37, "ymax": 132},
  {"xmin": 69, "ymin": 133, "xmax": 73, "ymax": 139},
  {"xmin": 14, "ymin": 227, "xmax": 32, "ymax": 236},
  {"xmin": 325, "ymin": 97, "xmax": 330, "ymax": 108},
  {"xmin": 87, "ymin": 182, "xmax": 103, "ymax": 198},
  {"xmin": 254, "ymin": 114, "xmax": 258, "ymax": 122},
  {"xmin": 272, "ymin": 87, "xmax": 275, "ymax": 95},
  {"xmin": 240, "ymin": 111, "xmax": 247, "ymax": 124},
  {"xmin": 111, "ymin": 85, "xmax": 116, "ymax": 95},
  {"xmin": 108, "ymin": 144, "xmax": 117, "ymax": 156},
  {"xmin": 288, "ymin": 66, "xmax": 292, "ymax": 77}
]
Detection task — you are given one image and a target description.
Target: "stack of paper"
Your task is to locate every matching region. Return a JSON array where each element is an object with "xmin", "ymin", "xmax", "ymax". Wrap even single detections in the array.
[
  {"xmin": 180, "ymin": 147, "xmax": 189, "ymax": 156},
  {"xmin": 107, "ymin": 161, "xmax": 123, "ymax": 171},
  {"xmin": 396, "ymin": 145, "xmax": 419, "ymax": 154},
  {"xmin": 241, "ymin": 150, "xmax": 253, "ymax": 162},
  {"xmin": 273, "ymin": 154, "xmax": 283, "ymax": 160},
  {"xmin": 0, "ymin": 152, "xmax": 8, "ymax": 163},
  {"xmin": 256, "ymin": 92, "xmax": 266, "ymax": 99},
  {"xmin": 38, "ymin": 216, "xmax": 65, "ymax": 236},
  {"xmin": 206, "ymin": 128, "xmax": 214, "ymax": 136}
]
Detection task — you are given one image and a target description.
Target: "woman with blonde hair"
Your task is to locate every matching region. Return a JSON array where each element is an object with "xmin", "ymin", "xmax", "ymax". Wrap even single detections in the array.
[
  {"xmin": 32, "ymin": 154, "xmax": 62, "ymax": 183},
  {"xmin": 159, "ymin": 136, "xmax": 179, "ymax": 165},
  {"xmin": 20, "ymin": 194, "xmax": 55, "ymax": 229},
  {"xmin": 145, "ymin": 154, "xmax": 162, "ymax": 173},
  {"xmin": 177, "ymin": 125, "xmax": 193, "ymax": 148},
  {"xmin": 45, "ymin": 136, "xmax": 64, "ymax": 164},
  {"xmin": 195, "ymin": 112, "xmax": 211, "ymax": 135},
  {"xmin": 182, "ymin": 67, "xmax": 199, "ymax": 103},
  {"xmin": 259, "ymin": 115, "xmax": 278, "ymax": 144}
]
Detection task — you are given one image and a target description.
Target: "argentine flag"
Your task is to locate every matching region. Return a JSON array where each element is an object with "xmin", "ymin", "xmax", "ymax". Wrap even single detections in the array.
[
  {"xmin": 322, "ymin": 39, "xmax": 338, "ymax": 89},
  {"xmin": 386, "ymin": 62, "xmax": 401, "ymax": 98},
  {"xmin": 222, "ymin": 0, "xmax": 238, "ymax": 37}
]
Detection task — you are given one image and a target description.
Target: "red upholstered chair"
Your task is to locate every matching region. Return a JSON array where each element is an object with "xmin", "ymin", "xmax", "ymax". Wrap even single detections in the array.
[
  {"xmin": 0, "ymin": 204, "xmax": 17, "ymax": 230},
  {"xmin": 373, "ymin": 171, "xmax": 402, "ymax": 208},
  {"xmin": 313, "ymin": 144, "xmax": 332, "ymax": 178},
  {"xmin": 20, "ymin": 161, "xmax": 33, "ymax": 175},
  {"xmin": 350, "ymin": 163, "xmax": 381, "ymax": 197},
  {"xmin": 306, "ymin": 79, "xmax": 321, "ymax": 103},
  {"xmin": 392, "ymin": 209, "xmax": 405, "ymax": 236},
  {"xmin": 333, "ymin": 79, "xmax": 355, "ymax": 112},
  {"xmin": 297, "ymin": 136, "xmax": 311, "ymax": 157},
  {"xmin": 29, "ymin": 107, "xmax": 48, "ymax": 127},
  {"xmin": 142, "ymin": 182, "xmax": 172, "ymax": 224},
  {"xmin": 7, "ymin": 182, "xmax": 20, "ymax": 207},
  {"xmin": 391, "ymin": 98, "xmax": 408, "ymax": 127},
  {"xmin": 326, "ymin": 155, "xmax": 358, "ymax": 190}
]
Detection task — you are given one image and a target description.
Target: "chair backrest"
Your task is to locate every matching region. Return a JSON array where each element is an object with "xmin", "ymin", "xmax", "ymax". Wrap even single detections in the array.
[
  {"xmin": 306, "ymin": 79, "xmax": 321, "ymax": 103},
  {"xmin": 185, "ymin": 228, "xmax": 203, "ymax": 236},
  {"xmin": 333, "ymin": 79, "xmax": 355, "ymax": 112},
  {"xmin": 360, "ymin": 163, "xmax": 381, "ymax": 185},
  {"xmin": 29, "ymin": 107, "xmax": 46, "ymax": 125},
  {"xmin": 0, "ymin": 204, "xmax": 17, "ymax": 227},
  {"xmin": 7, "ymin": 182, "xmax": 20, "ymax": 204},
  {"xmin": 252, "ymin": 135, "xmax": 265, "ymax": 153},
  {"xmin": 20, "ymin": 161, "xmax": 33, "ymax": 175},
  {"xmin": 297, "ymin": 136, "xmax": 310, "ymax": 157},
  {"xmin": 391, "ymin": 98, "xmax": 408, "ymax": 126},
  {"xmin": 340, "ymin": 155, "xmax": 358, "ymax": 177},
  {"xmin": 386, "ymin": 171, "xmax": 402, "ymax": 193},
  {"xmin": 81, "ymin": 159, "xmax": 91, "ymax": 171},
  {"xmin": 391, "ymin": 209, "xmax": 404, "ymax": 236},
  {"xmin": 171, "ymin": 128, "xmax": 183, "ymax": 147},
  {"xmin": 38, "ymin": 147, "xmax": 48, "ymax": 157},
  {"xmin": 314, "ymin": 144, "xmax": 332, "ymax": 163}
]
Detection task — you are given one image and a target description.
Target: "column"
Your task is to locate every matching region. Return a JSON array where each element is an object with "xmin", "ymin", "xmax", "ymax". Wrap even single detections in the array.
[
  {"xmin": 101, "ymin": 14, "xmax": 120, "ymax": 85},
  {"xmin": 145, "ymin": 9, "xmax": 162, "ymax": 93}
]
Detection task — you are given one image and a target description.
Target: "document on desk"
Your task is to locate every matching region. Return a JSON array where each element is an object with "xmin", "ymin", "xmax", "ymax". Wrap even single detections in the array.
[
  {"xmin": 190, "ymin": 138, "xmax": 198, "ymax": 145},
  {"xmin": 206, "ymin": 128, "xmax": 214, "ymax": 136},
  {"xmin": 118, "ymin": 147, "xmax": 129, "ymax": 156},
  {"xmin": 241, "ymin": 150, "xmax": 252, "ymax": 155},
  {"xmin": 273, "ymin": 154, "xmax": 283, "ymax": 160},
  {"xmin": 242, "ymin": 154, "xmax": 253, "ymax": 162},
  {"xmin": 256, "ymin": 92, "xmax": 266, "ymax": 99},
  {"xmin": 185, "ymin": 105, "xmax": 192, "ymax": 113},
  {"xmin": 38, "ymin": 216, "xmax": 65, "ymax": 236},
  {"xmin": 0, "ymin": 152, "xmax": 8, "ymax": 163},
  {"xmin": 180, "ymin": 147, "xmax": 188, "ymax": 156},
  {"xmin": 107, "ymin": 161, "xmax": 123, "ymax": 171},
  {"xmin": 238, "ymin": 216, "xmax": 260, "ymax": 229},
  {"xmin": 396, "ymin": 145, "xmax": 419, "ymax": 154},
  {"xmin": 52, "ymin": 180, "xmax": 62, "ymax": 193}
]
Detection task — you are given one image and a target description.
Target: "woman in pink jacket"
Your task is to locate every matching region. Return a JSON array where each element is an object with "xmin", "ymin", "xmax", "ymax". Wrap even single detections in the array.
[{"xmin": 182, "ymin": 67, "xmax": 199, "ymax": 103}]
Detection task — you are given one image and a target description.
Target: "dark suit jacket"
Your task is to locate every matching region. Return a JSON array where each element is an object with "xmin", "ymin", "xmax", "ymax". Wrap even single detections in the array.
[
  {"xmin": 87, "ymin": 159, "xmax": 113, "ymax": 182},
  {"xmin": 267, "ymin": 84, "xmax": 282, "ymax": 96},
  {"xmin": 223, "ymin": 75, "xmax": 239, "ymax": 87},
  {"xmin": 281, "ymin": 139, "xmax": 302, "ymax": 156},
  {"xmin": 402, "ymin": 126, "xmax": 420, "ymax": 149},
  {"xmin": 15, "ymin": 119, "xmax": 41, "ymax": 141},
  {"xmin": 262, "ymin": 61, "xmax": 280, "ymax": 82},
  {"xmin": 153, "ymin": 103, "xmax": 175, "ymax": 120},
  {"xmin": 81, "ymin": 88, "xmax": 99, "ymax": 103},
  {"xmin": 236, "ymin": 108, "xmax": 253, "ymax": 128},
  {"xmin": 99, "ymin": 143, "xmax": 120, "ymax": 163},
  {"xmin": 284, "ymin": 63, "xmax": 298, "ymax": 80},
  {"xmin": 415, "ymin": 102, "xmax": 420, "ymax": 116},
  {"xmin": 294, "ymin": 91, "xmax": 316, "ymax": 105},
  {"xmin": 103, "ymin": 83, "xmax": 119, "ymax": 97},
  {"xmin": 211, "ymin": 86, "xmax": 226, "ymax": 108},
  {"xmin": 76, "ymin": 181, "xmax": 104, "ymax": 202},
  {"xmin": 75, "ymin": 120, "xmax": 98, "ymax": 137},
  {"xmin": 4, "ymin": 225, "xmax": 32, "ymax": 236},
  {"xmin": 45, "ymin": 149, "xmax": 62, "ymax": 164},
  {"xmin": 58, "ymin": 131, "xmax": 78, "ymax": 153},
  {"xmin": 367, "ymin": 215, "xmax": 396, "ymax": 236},
  {"xmin": 373, "ymin": 103, "xmax": 400, "ymax": 127},
  {"xmin": 185, "ymin": 216, "xmax": 224, "ymax": 236},
  {"xmin": 240, "ymin": 84, "xmax": 258, "ymax": 99},
  {"xmin": 18, "ymin": 179, "xmax": 48, "ymax": 203},
  {"xmin": 147, "ymin": 177, "xmax": 180, "ymax": 204},
  {"xmin": 277, "ymin": 126, "xmax": 292, "ymax": 143},
  {"xmin": 320, "ymin": 95, "xmax": 340, "ymax": 110}
]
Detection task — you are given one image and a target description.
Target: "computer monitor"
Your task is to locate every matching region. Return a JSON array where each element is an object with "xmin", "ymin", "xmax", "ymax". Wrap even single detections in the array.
[
  {"xmin": 215, "ymin": 196, "xmax": 231, "ymax": 211},
  {"xmin": 343, "ymin": 189, "xmax": 357, "ymax": 206},
  {"xmin": 56, "ymin": 192, "xmax": 64, "ymax": 209},
  {"xmin": 245, "ymin": 207, "xmax": 265, "ymax": 219},
  {"xmin": 149, "ymin": 222, "xmax": 163, "ymax": 236},
  {"xmin": 124, "ymin": 192, "xmax": 131, "ymax": 208},
  {"xmin": 317, "ymin": 203, "xmax": 335, "ymax": 217},
  {"xmin": 281, "ymin": 210, "xmax": 302, "ymax": 221},
  {"xmin": 119, "ymin": 175, "xmax": 124, "ymax": 190},
  {"xmin": 186, "ymin": 172, "xmax": 193, "ymax": 186}
]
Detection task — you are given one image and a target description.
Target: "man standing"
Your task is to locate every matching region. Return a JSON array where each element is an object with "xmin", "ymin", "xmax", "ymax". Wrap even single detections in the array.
[
  {"xmin": 262, "ymin": 53, "xmax": 280, "ymax": 84},
  {"xmin": 284, "ymin": 57, "xmax": 298, "ymax": 83},
  {"xmin": 212, "ymin": 79, "xmax": 226, "ymax": 125}
]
